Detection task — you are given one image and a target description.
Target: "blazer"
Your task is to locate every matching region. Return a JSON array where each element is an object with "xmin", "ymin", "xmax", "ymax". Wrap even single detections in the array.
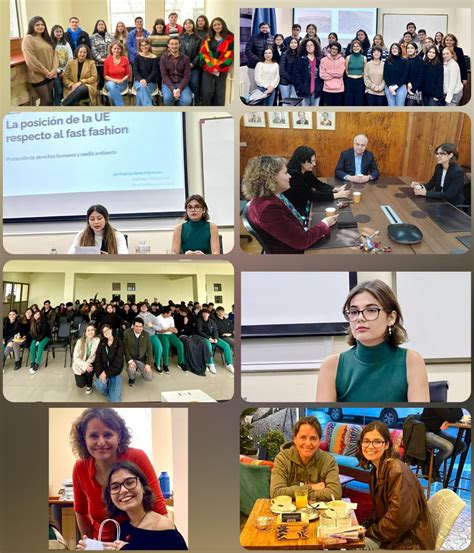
[
  {"xmin": 285, "ymin": 170, "xmax": 335, "ymax": 216},
  {"xmin": 62, "ymin": 58, "xmax": 98, "ymax": 105},
  {"xmin": 424, "ymin": 163, "xmax": 465, "ymax": 205},
  {"xmin": 335, "ymin": 148, "xmax": 380, "ymax": 180},
  {"xmin": 123, "ymin": 328, "xmax": 154, "ymax": 365},
  {"xmin": 246, "ymin": 195, "xmax": 331, "ymax": 254}
]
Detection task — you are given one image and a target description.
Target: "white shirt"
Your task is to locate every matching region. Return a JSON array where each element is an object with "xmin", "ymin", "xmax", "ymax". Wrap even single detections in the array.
[
  {"xmin": 254, "ymin": 62, "xmax": 280, "ymax": 89},
  {"xmin": 156, "ymin": 314, "xmax": 175, "ymax": 334},
  {"xmin": 440, "ymin": 169, "xmax": 447, "ymax": 190},
  {"xmin": 443, "ymin": 59, "xmax": 463, "ymax": 103},
  {"xmin": 68, "ymin": 229, "xmax": 128, "ymax": 254}
]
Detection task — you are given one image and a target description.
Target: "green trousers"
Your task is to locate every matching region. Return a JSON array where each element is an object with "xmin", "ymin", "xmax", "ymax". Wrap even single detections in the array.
[
  {"xmin": 205, "ymin": 338, "xmax": 233, "ymax": 365},
  {"xmin": 158, "ymin": 334, "xmax": 185, "ymax": 365},
  {"xmin": 149, "ymin": 334, "xmax": 163, "ymax": 366},
  {"xmin": 30, "ymin": 338, "xmax": 50, "ymax": 365}
]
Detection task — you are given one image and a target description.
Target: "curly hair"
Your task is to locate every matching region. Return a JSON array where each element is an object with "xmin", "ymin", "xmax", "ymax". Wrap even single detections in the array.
[
  {"xmin": 355, "ymin": 421, "xmax": 399, "ymax": 469},
  {"xmin": 343, "ymin": 279, "xmax": 408, "ymax": 347},
  {"xmin": 293, "ymin": 416, "xmax": 322, "ymax": 439},
  {"xmin": 103, "ymin": 461, "xmax": 156, "ymax": 516},
  {"xmin": 70, "ymin": 408, "xmax": 132, "ymax": 459},
  {"xmin": 242, "ymin": 156, "xmax": 286, "ymax": 199}
]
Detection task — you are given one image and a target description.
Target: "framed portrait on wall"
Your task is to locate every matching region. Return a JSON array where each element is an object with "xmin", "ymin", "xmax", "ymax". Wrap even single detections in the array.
[
  {"xmin": 243, "ymin": 112, "xmax": 266, "ymax": 127},
  {"xmin": 267, "ymin": 111, "xmax": 290, "ymax": 128},
  {"xmin": 316, "ymin": 111, "xmax": 336, "ymax": 130},
  {"xmin": 291, "ymin": 111, "xmax": 313, "ymax": 129}
]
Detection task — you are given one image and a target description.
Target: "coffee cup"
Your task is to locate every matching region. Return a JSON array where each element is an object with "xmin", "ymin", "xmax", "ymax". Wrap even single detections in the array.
[
  {"xmin": 325, "ymin": 207, "xmax": 337, "ymax": 218},
  {"xmin": 353, "ymin": 191, "xmax": 361, "ymax": 204},
  {"xmin": 271, "ymin": 495, "xmax": 292, "ymax": 510}
]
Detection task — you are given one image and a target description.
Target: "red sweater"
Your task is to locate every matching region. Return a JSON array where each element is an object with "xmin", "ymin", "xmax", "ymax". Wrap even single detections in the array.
[
  {"xmin": 104, "ymin": 55, "xmax": 130, "ymax": 81},
  {"xmin": 73, "ymin": 447, "xmax": 167, "ymax": 541},
  {"xmin": 247, "ymin": 195, "xmax": 330, "ymax": 254}
]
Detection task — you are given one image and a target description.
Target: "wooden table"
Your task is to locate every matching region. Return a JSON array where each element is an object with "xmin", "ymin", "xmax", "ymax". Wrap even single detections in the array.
[
  {"xmin": 444, "ymin": 422, "xmax": 471, "ymax": 493},
  {"xmin": 240, "ymin": 498, "xmax": 364, "ymax": 550},
  {"xmin": 306, "ymin": 177, "xmax": 470, "ymax": 254}
]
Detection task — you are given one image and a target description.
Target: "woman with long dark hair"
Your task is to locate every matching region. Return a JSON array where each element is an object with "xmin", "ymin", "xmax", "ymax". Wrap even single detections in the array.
[
  {"xmin": 316, "ymin": 279, "xmax": 429, "ymax": 401},
  {"xmin": 22, "ymin": 16, "xmax": 58, "ymax": 105},
  {"xmin": 133, "ymin": 38, "xmax": 159, "ymax": 106},
  {"xmin": 195, "ymin": 14, "xmax": 209, "ymax": 39},
  {"xmin": 68, "ymin": 205, "xmax": 128, "ymax": 254},
  {"xmin": 284, "ymin": 146, "xmax": 350, "ymax": 218},
  {"xmin": 200, "ymin": 17, "xmax": 234, "ymax": 106},
  {"xmin": 72, "ymin": 323, "xmax": 100, "ymax": 394},
  {"xmin": 253, "ymin": 47, "xmax": 280, "ymax": 106},
  {"xmin": 51, "ymin": 24, "xmax": 73, "ymax": 105},
  {"xmin": 421, "ymin": 46, "xmax": 443, "ymax": 106},
  {"xmin": 180, "ymin": 19, "xmax": 202, "ymax": 101},
  {"xmin": 355, "ymin": 422, "xmax": 435, "ymax": 549},
  {"xmin": 405, "ymin": 42, "xmax": 424, "ymax": 106},
  {"xmin": 278, "ymin": 37, "xmax": 299, "ymax": 99},
  {"xmin": 383, "ymin": 43, "xmax": 408, "ymax": 106},
  {"xmin": 28, "ymin": 311, "xmax": 51, "ymax": 373},
  {"xmin": 345, "ymin": 29, "xmax": 370, "ymax": 57},
  {"xmin": 62, "ymin": 44, "xmax": 98, "ymax": 106},
  {"xmin": 90, "ymin": 19, "xmax": 114, "ymax": 90}
]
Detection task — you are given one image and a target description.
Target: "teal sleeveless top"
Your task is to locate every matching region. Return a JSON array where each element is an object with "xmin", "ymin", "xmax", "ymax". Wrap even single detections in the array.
[
  {"xmin": 180, "ymin": 219, "xmax": 211, "ymax": 254},
  {"xmin": 347, "ymin": 53, "xmax": 364, "ymax": 76},
  {"xmin": 335, "ymin": 340, "xmax": 408, "ymax": 402}
]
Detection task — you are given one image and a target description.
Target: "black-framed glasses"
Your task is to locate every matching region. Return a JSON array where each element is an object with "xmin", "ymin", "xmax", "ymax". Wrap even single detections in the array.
[
  {"xmin": 109, "ymin": 476, "xmax": 139, "ymax": 494},
  {"xmin": 186, "ymin": 205, "xmax": 203, "ymax": 211},
  {"xmin": 435, "ymin": 151, "xmax": 448, "ymax": 156},
  {"xmin": 361, "ymin": 439, "xmax": 386, "ymax": 448},
  {"xmin": 344, "ymin": 307, "xmax": 383, "ymax": 322}
]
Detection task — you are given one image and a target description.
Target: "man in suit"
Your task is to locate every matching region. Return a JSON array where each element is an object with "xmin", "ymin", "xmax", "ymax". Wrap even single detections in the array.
[
  {"xmin": 335, "ymin": 134, "xmax": 380, "ymax": 182},
  {"xmin": 123, "ymin": 317, "xmax": 154, "ymax": 386}
]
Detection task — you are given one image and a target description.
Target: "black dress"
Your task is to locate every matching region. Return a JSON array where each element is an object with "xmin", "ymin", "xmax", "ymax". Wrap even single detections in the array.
[{"xmin": 120, "ymin": 522, "xmax": 188, "ymax": 550}]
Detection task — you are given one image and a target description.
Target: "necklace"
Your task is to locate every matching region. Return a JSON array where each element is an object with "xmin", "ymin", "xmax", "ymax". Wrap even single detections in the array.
[{"xmin": 134, "ymin": 511, "xmax": 148, "ymax": 528}]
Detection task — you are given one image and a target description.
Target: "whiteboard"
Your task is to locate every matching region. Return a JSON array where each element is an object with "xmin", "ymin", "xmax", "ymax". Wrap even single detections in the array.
[
  {"xmin": 201, "ymin": 117, "xmax": 234, "ymax": 226},
  {"xmin": 382, "ymin": 14, "xmax": 448, "ymax": 50},
  {"xmin": 396, "ymin": 272, "xmax": 470, "ymax": 359},
  {"xmin": 241, "ymin": 272, "xmax": 353, "ymax": 327}
]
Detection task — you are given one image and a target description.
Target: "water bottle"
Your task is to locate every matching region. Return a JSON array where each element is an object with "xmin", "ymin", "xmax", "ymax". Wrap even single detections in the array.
[{"xmin": 159, "ymin": 471, "xmax": 171, "ymax": 498}]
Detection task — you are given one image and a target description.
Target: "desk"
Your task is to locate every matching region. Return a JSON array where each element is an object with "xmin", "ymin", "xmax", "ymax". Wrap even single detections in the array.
[
  {"xmin": 444, "ymin": 422, "xmax": 471, "ymax": 493},
  {"xmin": 240, "ymin": 499, "xmax": 364, "ymax": 550},
  {"xmin": 306, "ymin": 177, "xmax": 470, "ymax": 255}
]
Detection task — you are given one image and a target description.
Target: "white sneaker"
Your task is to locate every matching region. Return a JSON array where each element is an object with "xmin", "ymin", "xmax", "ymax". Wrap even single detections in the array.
[
  {"xmin": 85, "ymin": 386, "xmax": 93, "ymax": 395},
  {"xmin": 207, "ymin": 364, "xmax": 217, "ymax": 374},
  {"xmin": 226, "ymin": 364, "xmax": 235, "ymax": 374}
]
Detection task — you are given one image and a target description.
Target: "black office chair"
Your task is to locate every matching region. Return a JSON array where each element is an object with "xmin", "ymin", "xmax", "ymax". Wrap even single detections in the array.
[
  {"xmin": 429, "ymin": 381, "xmax": 449, "ymax": 402},
  {"xmin": 241, "ymin": 205, "xmax": 272, "ymax": 254},
  {"xmin": 45, "ymin": 322, "xmax": 73, "ymax": 368},
  {"xmin": 279, "ymin": 97, "xmax": 303, "ymax": 106},
  {"xmin": 456, "ymin": 168, "xmax": 471, "ymax": 216}
]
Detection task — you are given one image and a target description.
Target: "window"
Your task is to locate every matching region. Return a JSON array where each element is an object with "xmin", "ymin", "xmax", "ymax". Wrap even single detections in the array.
[
  {"xmin": 3, "ymin": 281, "xmax": 29, "ymax": 313},
  {"xmin": 165, "ymin": 0, "xmax": 205, "ymax": 26},
  {"xmin": 109, "ymin": 0, "xmax": 146, "ymax": 29},
  {"xmin": 10, "ymin": 0, "xmax": 21, "ymax": 38},
  {"xmin": 112, "ymin": 282, "xmax": 121, "ymax": 291},
  {"xmin": 127, "ymin": 283, "xmax": 136, "ymax": 291},
  {"xmin": 115, "ymin": 408, "xmax": 153, "ymax": 459}
]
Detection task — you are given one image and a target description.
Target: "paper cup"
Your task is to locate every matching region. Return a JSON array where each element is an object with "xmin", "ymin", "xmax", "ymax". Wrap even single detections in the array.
[
  {"xmin": 353, "ymin": 191, "xmax": 361, "ymax": 204},
  {"xmin": 325, "ymin": 207, "xmax": 336, "ymax": 218}
]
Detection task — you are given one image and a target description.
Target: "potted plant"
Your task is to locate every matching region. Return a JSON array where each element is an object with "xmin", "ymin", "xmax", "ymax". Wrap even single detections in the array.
[
  {"xmin": 240, "ymin": 408, "xmax": 258, "ymax": 456},
  {"xmin": 258, "ymin": 429, "xmax": 285, "ymax": 461}
]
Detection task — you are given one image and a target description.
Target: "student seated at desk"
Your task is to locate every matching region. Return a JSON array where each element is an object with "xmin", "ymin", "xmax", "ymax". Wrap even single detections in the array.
[
  {"xmin": 270, "ymin": 416, "xmax": 342, "ymax": 502},
  {"xmin": 356, "ymin": 422, "xmax": 435, "ymax": 550},
  {"xmin": 242, "ymin": 156, "xmax": 337, "ymax": 254},
  {"xmin": 171, "ymin": 195, "xmax": 220, "ymax": 254},
  {"xmin": 412, "ymin": 143, "xmax": 465, "ymax": 206},
  {"xmin": 316, "ymin": 279, "xmax": 430, "ymax": 402},
  {"xmin": 284, "ymin": 146, "xmax": 351, "ymax": 218},
  {"xmin": 68, "ymin": 205, "xmax": 129, "ymax": 254}
]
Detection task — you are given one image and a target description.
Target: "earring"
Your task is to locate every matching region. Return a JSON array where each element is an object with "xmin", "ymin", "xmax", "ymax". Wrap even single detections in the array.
[{"xmin": 388, "ymin": 326, "xmax": 392, "ymax": 335}]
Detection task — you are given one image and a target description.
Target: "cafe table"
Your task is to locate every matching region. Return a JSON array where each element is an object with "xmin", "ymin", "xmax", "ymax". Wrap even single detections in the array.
[
  {"xmin": 305, "ymin": 176, "xmax": 471, "ymax": 255},
  {"xmin": 444, "ymin": 422, "xmax": 471, "ymax": 493},
  {"xmin": 240, "ymin": 498, "xmax": 365, "ymax": 550}
]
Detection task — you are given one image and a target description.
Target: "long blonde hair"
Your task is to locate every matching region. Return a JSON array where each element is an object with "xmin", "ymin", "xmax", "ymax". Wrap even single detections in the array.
[{"xmin": 77, "ymin": 323, "xmax": 97, "ymax": 359}]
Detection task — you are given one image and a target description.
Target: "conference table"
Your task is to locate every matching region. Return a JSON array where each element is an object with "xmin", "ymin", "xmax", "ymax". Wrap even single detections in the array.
[
  {"xmin": 240, "ymin": 498, "xmax": 364, "ymax": 550},
  {"xmin": 306, "ymin": 176, "xmax": 471, "ymax": 255}
]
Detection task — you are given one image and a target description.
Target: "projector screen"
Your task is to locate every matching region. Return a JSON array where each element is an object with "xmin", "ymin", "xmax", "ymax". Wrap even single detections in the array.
[
  {"xmin": 242, "ymin": 272, "xmax": 356, "ymax": 335},
  {"xmin": 293, "ymin": 8, "xmax": 377, "ymax": 46},
  {"xmin": 3, "ymin": 111, "xmax": 187, "ymax": 222}
]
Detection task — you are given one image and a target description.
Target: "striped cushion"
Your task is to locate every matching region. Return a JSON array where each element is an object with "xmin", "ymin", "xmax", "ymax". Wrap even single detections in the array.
[
  {"xmin": 324, "ymin": 422, "xmax": 363, "ymax": 456},
  {"xmin": 240, "ymin": 455, "xmax": 274, "ymax": 468}
]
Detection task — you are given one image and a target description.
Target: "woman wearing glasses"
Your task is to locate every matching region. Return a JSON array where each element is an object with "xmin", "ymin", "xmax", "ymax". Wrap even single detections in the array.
[
  {"xmin": 171, "ymin": 194, "xmax": 220, "ymax": 254},
  {"xmin": 78, "ymin": 461, "xmax": 187, "ymax": 550},
  {"xmin": 411, "ymin": 143, "xmax": 465, "ymax": 206},
  {"xmin": 316, "ymin": 280, "xmax": 429, "ymax": 402},
  {"xmin": 71, "ymin": 408, "xmax": 168, "ymax": 543},
  {"xmin": 356, "ymin": 422, "xmax": 435, "ymax": 550}
]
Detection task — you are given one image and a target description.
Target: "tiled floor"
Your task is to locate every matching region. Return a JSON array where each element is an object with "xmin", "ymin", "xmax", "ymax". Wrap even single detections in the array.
[{"xmin": 3, "ymin": 354, "xmax": 234, "ymax": 402}]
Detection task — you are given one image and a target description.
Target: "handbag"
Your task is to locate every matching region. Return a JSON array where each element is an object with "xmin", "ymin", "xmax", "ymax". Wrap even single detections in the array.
[{"xmin": 83, "ymin": 519, "xmax": 121, "ymax": 550}]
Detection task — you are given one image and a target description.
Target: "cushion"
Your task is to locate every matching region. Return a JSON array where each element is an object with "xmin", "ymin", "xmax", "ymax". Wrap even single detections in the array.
[
  {"xmin": 324, "ymin": 422, "xmax": 363, "ymax": 456},
  {"xmin": 240, "ymin": 455, "xmax": 274, "ymax": 468},
  {"xmin": 320, "ymin": 441, "xmax": 328, "ymax": 451}
]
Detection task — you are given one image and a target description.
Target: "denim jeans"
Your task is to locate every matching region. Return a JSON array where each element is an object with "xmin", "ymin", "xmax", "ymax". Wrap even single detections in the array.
[
  {"xmin": 425, "ymin": 430, "xmax": 467, "ymax": 472},
  {"xmin": 105, "ymin": 80, "xmax": 128, "ymax": 106},
  {"xmin": 162, "ymin": 84, "xmax": 193, "ymax": 106},
  {"xmin": 133, "ymin": 81, "xmax": 157, "ymax": 106},
  {"xmin": 279, "ymin": 84, "xmax": 297, "ymax": 100},
  {"xmin": 95, "ymin": 375, "xmax": 122, "ymax": 402},
  {"xmin": 301, "ymin": 94, "xmax": 321, "ymax": 106},
  {"xmin": 384, "ymin": 84, "xmax": 407, "ymax": 106},
  {"xmin": 262, "ymin": 90, "xmax": 276, "ymax": 106},
  {"xmin": 53, "ymin": 76, "xmax": 64, "ymax": 106}
]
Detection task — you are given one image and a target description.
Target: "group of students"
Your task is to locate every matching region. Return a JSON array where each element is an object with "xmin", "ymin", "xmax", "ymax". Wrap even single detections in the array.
[
  {"xmin": 3, "ymin": 297, "xmax": 235, "ymax": 401},
  {"xmin": 244, "ymin": 20, "xmax": 468, "ymax": 106},
  {"xmin": 242, "ymin": 138, "xmax": 466, "ymax": 254},
  {"xmin": 21, "ymin": 12, "xmax": 233, "ymax": 107},
  {"xmin": 67, "ymin": 196, "xmax": 220, "ymax": 255}
]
